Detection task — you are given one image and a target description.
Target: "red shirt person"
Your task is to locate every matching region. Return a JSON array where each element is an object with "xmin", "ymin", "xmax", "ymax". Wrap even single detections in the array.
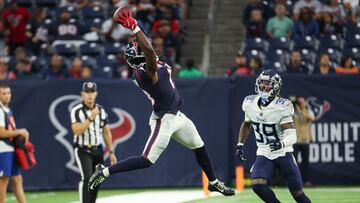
[{"xmin": 2, "ymin": 0, "xmax": 32, "ymax": 55}]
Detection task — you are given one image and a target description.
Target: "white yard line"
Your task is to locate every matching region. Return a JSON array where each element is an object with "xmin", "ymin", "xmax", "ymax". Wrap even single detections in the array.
[{"xmin": 70, "ymin": 190, "xmax": 221, "ymax": 203}]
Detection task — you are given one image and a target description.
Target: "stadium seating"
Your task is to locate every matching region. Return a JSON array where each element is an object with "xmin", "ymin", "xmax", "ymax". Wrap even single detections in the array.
[
  {"xmin": 344, "ymin": 48, "xmax": 360, "ymax": 60},
  {"xmin": 345, "ymin": 34, "xmax": 360, "ymax": 48},
  {"xmin": 321, "ymin": 48, "xmax": 342, "ymax": 64},
  {"xmin": 17, "ymin": 0, "xmax": 33, "ymax": 7},
  {"xmin": 35, "ymin": 0, "xmax": 57, "ymax": 7},
  {"xmin": 79, "ymin": 43, "xmax": 102, "ymax": 57},
  {"xmin": 54, "ymin": 44, "xmax": 78, "ymax": 57},
  {"xmin": 299, "ymin": 49, "xmax": 317, "ymax": 64},
  {"xmin": 319, "ymin": 35, "xmax": 344, "ymax": 51},
  {"xmin": 82, "ymin": 6, "xmax": 105, "ymax": 19},
  {"xmin": 104, "ymin": 42, "xmax": 125, "ymax": 55},
  {"xmin": 83, "ymin": 18, "xmax": 104, "ymax": 29},
  {"xmin": 266, "ymin": 49, "xmax": 290, "ymax": 67},
  {"xmin": 54, "ymin": 6, "xmax": 80, "ymax": 19},
  {"xmin": 293, "ymin": 36, "xmax": 319, "ymax": 51},
  {"xmin": 244, "ymin": 38, "xmax": 269, "ymax": 51},
  {"xmin": 268, "ymin": 37, "xmax": 294, "ymax": 52}
]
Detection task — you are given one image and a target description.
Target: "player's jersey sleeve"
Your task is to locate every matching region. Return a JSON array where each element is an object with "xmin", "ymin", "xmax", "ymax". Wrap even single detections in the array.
[
  {"xmin": 279, "ymin": 99, "xmax": 295, "ymax": 125},
  {"xmin": 242, "ymin": 95, "xmax": 256, "ymax": 122}
]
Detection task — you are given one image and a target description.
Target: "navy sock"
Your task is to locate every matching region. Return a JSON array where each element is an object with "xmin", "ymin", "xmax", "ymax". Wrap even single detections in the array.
[
  {"xmin": 108, "ymin": 156, "xmax": 152, "ymax": 175},
  {"xmin": 294, "ymin": 193, "xmax": 311, "ymax": 203},
  {"xmin": 193, "ymin": 146, "xmax": 216, "ymax": 182},
  {"xmin": 252, "ymin": 184, "xmax": 281, "ymax": 203}
]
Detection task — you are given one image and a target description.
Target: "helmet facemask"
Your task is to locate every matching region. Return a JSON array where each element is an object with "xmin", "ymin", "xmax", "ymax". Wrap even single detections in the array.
[{"xmin": 255, "ymin": 70, "xmax": 282, "ymax": 105}]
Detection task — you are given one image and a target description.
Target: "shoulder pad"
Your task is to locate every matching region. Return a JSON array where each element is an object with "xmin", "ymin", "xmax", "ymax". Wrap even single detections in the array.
[
  {"xmin": 274, "ymin": 97, "xmax": 294, "ymax": 117},
  {"xmin": 242, "ymin": 95, "xmax": 257, "ymax": 111}
]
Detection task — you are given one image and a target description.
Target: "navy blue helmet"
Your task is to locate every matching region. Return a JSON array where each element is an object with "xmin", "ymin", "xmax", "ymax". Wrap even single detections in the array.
[{"xmin": 124, "ymin": 41, "xmax": 146, "ymax": 69}]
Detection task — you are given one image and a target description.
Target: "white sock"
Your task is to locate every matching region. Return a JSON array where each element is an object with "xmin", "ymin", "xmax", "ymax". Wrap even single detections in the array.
[
  {"xmin": 209, "ymin": 179, "xmax": 219, "ymax": 185},
  {"xmin": 102, "ymin": 168, "xmax": 110, "ymax": 177}
]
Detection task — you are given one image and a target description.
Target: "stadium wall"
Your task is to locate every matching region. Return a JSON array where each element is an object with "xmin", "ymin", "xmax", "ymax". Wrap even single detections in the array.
[{"xmin": 6, "ymin": 75, "xmax": 360, "ymax": 190}]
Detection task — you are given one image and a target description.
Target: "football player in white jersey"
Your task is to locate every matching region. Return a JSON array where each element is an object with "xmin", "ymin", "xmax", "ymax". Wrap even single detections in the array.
[{"xmin": 235, "ymin": 70, "xmax": 311, "ymax": 203}]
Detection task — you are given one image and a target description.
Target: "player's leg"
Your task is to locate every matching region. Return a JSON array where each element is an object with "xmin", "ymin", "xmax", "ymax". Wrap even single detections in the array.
[
  {"xmin": 74, "ymin": 147, "xmax": 94, "ymax": 203},
  {"xmin": 277, "ymin": 153, "xmax": 311, "ymax": 203},
  {"xmin": 0, "ymin": 176, "xmax": 9, "ymax": 203},
  {"xmin": 89, "ymin": 147, "xmax": 105, "ymax": 203},
  {"xmin": 172, "ymin": 112, "xmax": 235, "ymax": 196},
  {"xmin": 251, "ymin": 156, "xmax": 281, "ymax": 203},
  {"xmin": 301, "ymin": 145, "xmax": 310, "ymax": 185},
  {"xmin": 89, "ymin": 115, "xmax": 173, "ymax": 190},
  {"xmin": 107, "ymin": 117, "xmax": 172, "ymax": 173},
  {"xmin": 11, "ymin": 175, "xmax": 26, "ymax": 203}
]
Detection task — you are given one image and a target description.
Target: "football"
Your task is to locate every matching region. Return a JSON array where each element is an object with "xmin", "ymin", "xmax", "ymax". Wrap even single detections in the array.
[{"xmin": 112, "ymin": 4, "xmax": 137, "ymax": 21}]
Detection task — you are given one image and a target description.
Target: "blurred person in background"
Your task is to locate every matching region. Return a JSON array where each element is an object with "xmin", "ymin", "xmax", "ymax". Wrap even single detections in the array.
[
  {"xmin": 226, "ymin": 51, "xmax": 250, "ymax": 77},
  {"xmin": 27, "ymin": 7, "xmax": 50, "ymax": 55},
  {"xmin": 14, "ymin": 59, "xmax": 40, "ymax": 80},
  {"xmin": 267, "ymin": 4, "xmax": 294, "ymax": 39},
  {"xmin": 243, "ymin": 0, "xmax": 272, "ymax": 26},
  {"xmin": 246, "ymin": 9, "xmax": 267, "ymax": 38},
  {"xmin": 321, "ymin": 0, "xmax": 346, "ymax": 24},
  {"xmin": 293, "ymin": 7, "xmax": 319, "ymax": 40},
  {"xmin": 287, "ymin": 50, "xmax": 309, "ymax": 74},
  {"xmin": 293, "ymin": 0, "xmax": 322, "ymax": 19},
  {"xmin": 80, "ymin": 65, "xmax": 93, "ymax": 79},
  {"xmin": 292, "ymin": 96, "xmax": 315, "ymax": 187},
  {"xmin": 249, "ymin": 56, "xmax": 263, "ymax": 76},
  {"xmin": 60, "ymin": 0, "xmax": 89, "ymax": 9},
  {"xmin": 69, "ymin": 57, "xmax": 83, "ymax": 78},
  {"xmin": 50, "ymin": 10, "xmax": 86, "ymax": 41},
  {"xmin": 0, "ymin": 0, "xmax": 5, "ymax": 56},
  {"xmin": 2, "ymin": 0, "xmax": 32, "ymax": 55},
  {"xmin": 134, "ymin": 0, "xmax": 156, "ymax": 34},
  {"xmin": 0, "ymin": 84, "xmax": 29, "ymax": 203},
  {"xmin": 335, "ymin": 56, "xmax": 359, "ymax": 74},
  {"xmin": 318, "ymin": 53, "xmax": 335, "ymax": 75},
  {"xmin": 43, "ymin": 54, "xmax": 69, "ymax": 80},
  {"xmin": 102, "ymin": 17, "xmax": 132, "ymax": 43},
  {"xmin": 0, "ymin": 57, "xmax": 16, "ymax": 80},
  {"xmin": 178, "ymin": 58, "xmax": 204, "ymax": 78},
  {"xmin": 318, "ymin": 12, "xmax": 343, "ymax": 37}
]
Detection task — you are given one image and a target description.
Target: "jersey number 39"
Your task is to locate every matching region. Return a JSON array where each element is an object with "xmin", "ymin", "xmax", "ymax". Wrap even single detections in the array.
[{"xmin": 252, "ymin": 122, "xmax": 279, "ymax": 144}]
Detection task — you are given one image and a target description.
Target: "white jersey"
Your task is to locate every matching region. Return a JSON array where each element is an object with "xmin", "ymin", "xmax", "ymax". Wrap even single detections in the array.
[{"xmin": 242, "ymin": 95, "xmax": 294, "ymax": 160}]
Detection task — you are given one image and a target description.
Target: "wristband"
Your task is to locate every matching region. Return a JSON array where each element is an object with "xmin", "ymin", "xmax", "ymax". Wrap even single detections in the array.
[
  {"xmin": 133, "ymin": 26, "xmax": 141, "ymax": 34},
  {"xmin": 109, "ymin": 150, "xmax": 114, "ymax": 154},
  {"xmin": 237, "ymin": 143, "xmax": 244, "ymax": 147}
]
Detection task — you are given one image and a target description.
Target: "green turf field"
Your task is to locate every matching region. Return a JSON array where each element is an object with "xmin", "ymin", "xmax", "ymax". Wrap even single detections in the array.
[
  {"xmin": 186, "ymin": 187, "xmax": 360, "ymax": 203},
  {"xmin": 6, "ymin": 187, "xmax": 360, "ymax": 203}
]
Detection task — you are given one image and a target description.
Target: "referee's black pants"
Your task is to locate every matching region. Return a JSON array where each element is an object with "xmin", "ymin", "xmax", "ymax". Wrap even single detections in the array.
[
  {"xmin": 74, "ymin": 146, "xmax": 104, "ymax": 203},
  {"xmin": 293, "ymin": 143, "xmax": 310, "ymax": 183}
]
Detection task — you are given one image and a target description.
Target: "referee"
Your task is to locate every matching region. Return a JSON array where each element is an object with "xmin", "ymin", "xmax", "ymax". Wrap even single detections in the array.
[{"xmin": 70, "ymin": 82, "xmax": 117, "ymax": 203}]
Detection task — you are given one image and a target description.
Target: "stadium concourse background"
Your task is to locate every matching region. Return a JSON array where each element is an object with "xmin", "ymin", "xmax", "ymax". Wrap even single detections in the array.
[{"xmin": 6, "ymin": 74, "xmax": 360, "ymax": 190}]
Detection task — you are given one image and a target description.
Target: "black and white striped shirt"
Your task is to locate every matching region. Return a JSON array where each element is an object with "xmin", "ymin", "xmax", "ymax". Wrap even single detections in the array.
[{"xmin": 70, "ymin": 102, "xmax": 108, "ymax": 146}]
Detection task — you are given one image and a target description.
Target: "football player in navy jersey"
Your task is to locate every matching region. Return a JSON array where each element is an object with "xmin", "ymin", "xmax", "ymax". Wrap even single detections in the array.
[{"xmin": 88, "ymin": 8, "xmax": 235, "ymax": 196}]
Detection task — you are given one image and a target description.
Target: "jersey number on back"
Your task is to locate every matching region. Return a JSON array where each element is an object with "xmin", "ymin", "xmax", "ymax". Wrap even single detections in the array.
[{"xmin": 252, "ymin": 122, "xmax": 279, "ymax": 144}]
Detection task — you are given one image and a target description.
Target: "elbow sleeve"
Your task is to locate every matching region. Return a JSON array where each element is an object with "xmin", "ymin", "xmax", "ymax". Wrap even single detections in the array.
[{"xmin": 282, "ymin": 129, "xmax": 297, "ymax": 147}]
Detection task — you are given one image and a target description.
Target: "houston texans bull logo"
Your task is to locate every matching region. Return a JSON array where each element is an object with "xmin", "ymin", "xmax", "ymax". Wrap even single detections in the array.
[
  {"xmin": 306, "ymin": 96, "xmax": 331, "ymax": 120},
  {"xmin": 49, "ymin": 95, "xmax": 136, "ymax": 173}
]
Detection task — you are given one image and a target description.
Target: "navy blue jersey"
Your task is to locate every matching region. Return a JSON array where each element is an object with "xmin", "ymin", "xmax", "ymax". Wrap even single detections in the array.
[{"xmin": 133, "ymin": 61, "xmax": 183, "ymax": 118}]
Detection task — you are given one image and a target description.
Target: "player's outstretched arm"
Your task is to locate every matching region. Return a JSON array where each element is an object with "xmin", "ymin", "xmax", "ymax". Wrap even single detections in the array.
[
  {"xmin": 114, "ymin": 9, "xmax": 158, "ymax": 83},
  {"xmin": 236, "ymin": 121, "xmax": 251, "ymax": 161}
]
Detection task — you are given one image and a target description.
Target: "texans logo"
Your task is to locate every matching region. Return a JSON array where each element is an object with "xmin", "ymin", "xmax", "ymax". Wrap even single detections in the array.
[
  {"xmin": 49, "ymin": 95, "xmax": 136, "ymax": 173},
  {"xmin": 306, "ymin": 96, "xmax": 331, "ymax": 120}
]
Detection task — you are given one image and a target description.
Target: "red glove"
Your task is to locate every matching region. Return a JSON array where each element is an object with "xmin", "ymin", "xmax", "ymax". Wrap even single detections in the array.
[{"xmin": 114, "ymin": 9, "xmax": 140, "ymax": 33}]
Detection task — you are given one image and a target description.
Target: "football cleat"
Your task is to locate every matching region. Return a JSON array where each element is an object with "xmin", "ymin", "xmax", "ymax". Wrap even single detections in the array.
[
  {"xmin": 88, "ymin": 164, "xmax": 106, "ymax": 191},
  {"xmin": 208, "ymin": 181, "xmax": 235, "ymax": 196}
]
